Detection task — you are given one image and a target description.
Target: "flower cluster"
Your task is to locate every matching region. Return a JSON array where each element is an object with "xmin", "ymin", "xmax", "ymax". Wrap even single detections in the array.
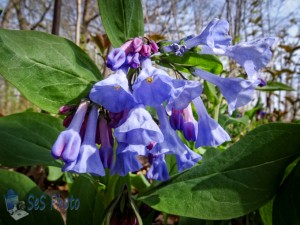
[
  {"xmin": 51, "ymin": 18, "xmax": 274, "ymax": 181},
  {"xmin": 107, "ymin": 37, "xmax": 159, "ymax": 70}
]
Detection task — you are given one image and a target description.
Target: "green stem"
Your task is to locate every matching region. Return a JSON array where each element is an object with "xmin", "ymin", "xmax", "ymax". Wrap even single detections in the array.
[
  {"xmin": 213, "ymin": 93, "xmax": 223, "ymax": 122},
  {"xmin": 163, "ymin": 213, "xmax": 168, "ymax": 225}
]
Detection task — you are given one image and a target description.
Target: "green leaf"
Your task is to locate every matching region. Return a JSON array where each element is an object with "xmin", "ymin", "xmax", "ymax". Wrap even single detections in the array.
[
  {"xmin": 156, "ymin": 52, "xmax": 223, "ymax": 75},
  {"xmin": 0, "ymin": 112, "xmax": 63, "ymax": 167},
  {"xmin": 0, "ymin": 29, "xmax": 101, "ymax": 113},
  {"xmin": 273, "ymin": 160, "xmax": 300, "ymax": 225},
  {"xmin": 0, "ymin": 169, "xmax": 64, "ymax": 225},
  {"xmin": 138, "ymin": 123, "xmax": 300, "ymax": 220},
  {"xmin": 98, "ymin": 0, "xmax": 144, "ymax": 47},
  {"xmin": 47, "ymin": 166, "xmax": 63, "ymax": 181},
  {"xmin": 257, "ymin": 81, "xmax": 294, "ymax": 91},
  {"xmin": 259, "ymin": 199, "xmax": 274, "ymax": 225},
  {"xmin": 66, "ymin": 175, "xmax": 106, "ymax": 225}
]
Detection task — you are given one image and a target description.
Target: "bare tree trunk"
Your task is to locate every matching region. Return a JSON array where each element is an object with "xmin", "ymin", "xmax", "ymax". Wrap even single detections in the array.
[
  {"xmin": 0, "ymin": 0, "xmax": 14, "ymax": 28},
  {"xmin": 76, "ymin": 0, "xmax": 82, "ymax": 45},
  {"xmin": 12, "ymin": 0, "xmax": 28, "ymax": 30},
  {"xmin": 52, "ymin": 0, "xmax": 61, "ymax": 35}
]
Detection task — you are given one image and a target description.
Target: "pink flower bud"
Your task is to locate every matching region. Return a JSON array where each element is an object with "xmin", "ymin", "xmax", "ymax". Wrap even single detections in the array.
[
  {"xmin": 149, "ymin": 41, "xmax": 159, "ymax": 53},
  {"xmin": 140, "ymin": 44, "xmax": 151, "ymax": 57},
  {"xmin": 131, "ymin": 38, "xmax": 143, "ymax": 52}
]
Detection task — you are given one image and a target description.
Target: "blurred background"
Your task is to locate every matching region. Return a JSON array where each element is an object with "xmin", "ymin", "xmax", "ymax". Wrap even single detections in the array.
[{"xmin": 0, "ymin": 0, "xmax": 299, "ymax": 121}]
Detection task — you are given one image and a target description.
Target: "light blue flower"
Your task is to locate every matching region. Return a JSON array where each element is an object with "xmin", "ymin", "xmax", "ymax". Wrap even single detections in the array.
[
  {"xmin": 132, "ymin": 58, "xmax": 173, "ymax": 106},
  {"xmin": 110, "ymin": 143, "xmax": 144, "ymax": 176},
  {"xmin": 63, "ymin": 105, "xmax": 105, "ymax": 176},
  {"xmin": 106, "ymin": 48, "xmax": 126, "ymax": 71},
  {"xmin": 191, "ymin": 68, "xmax": 258, "ymax": 114},
  {"xmin": 166, "ymin": 79, "xmax": 202, "ymax": 114},
  {"xmin": 51, "ymin": 101, "xmax": 88, "ymax": 162},
  {"xmin": 89, "ymin": 68, "xmax": 135, "ymax": 113},
  {"xmin": 114, "ymin": 104, "xmax": 164, "ymax": 145},
  {"xmin": 147, "ymin": 154, "xmax": 169, "ymax": 181},
  {"xmin": 193, "ymin": 97, "xmax": 230, "ymax": 147},
  {"xmin": 152, "ymin": 105, "xmax": 192, "ymax": 155},
  {"xmin": 224, "ymin": 37, "xmax": 275, "ymax": 80},
  {"xmin": 185, "ymin": 18, "xmax": 232, "ymax": 53},
  {"xmin": 176, "ymin": 149, "xmax": 202, "ymax": 172}
]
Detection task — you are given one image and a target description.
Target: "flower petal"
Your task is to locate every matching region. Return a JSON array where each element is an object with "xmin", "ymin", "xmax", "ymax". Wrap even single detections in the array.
[
  {"xmin": 114, "ymin": 105, "xmax": 164, "ymax": 145},
  {"xmin": 193, "ymin": 97, "xmax": 230, "ymax": 147}
]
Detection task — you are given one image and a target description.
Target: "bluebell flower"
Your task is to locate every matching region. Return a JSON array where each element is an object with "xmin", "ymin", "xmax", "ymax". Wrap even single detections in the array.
[
  {"xmin": 147, "ymin": 154, "xmax": 169, "ymax": 181},
  {"xmin": 184, "ymin": 18, "xmax": 232, "ymax": 54},
  {"xmin": 52, "ymin": 101, "xmax": 88, "ymax": 162},
  {"xmin": 63, "ymin": 105, "xmax": 105, "ymax": 176},
  {"xmin": 132, "ymin": 58, "xmax": 173, "ymax": 106},
  {"xmin": 89, "ymin": 68, "xmax": 135, "ymax": 113},
  {"xmin": 191, "ymin": 68, "xmax": 258, "ymax": 114},
  {"xmin": 166, "ymin": 79, "xmax": 202, "ymax": 114},
  {"xmin": 114, "ymin": 104, "xmax": 164, "ymax": 145},
  {"xmin": 110, "ymin": 143, "xmax": 144, "ymax": 176},
  {"xmin": 152, "ymin": 105, "xmax": 195, "ymax": 155},
  {"xmin": 224, "ymin": 37, "xmax": 275, "ymax": 81},
  {"xmin": 193, "ymin": 97, "xmax": 230, "ymax": 147},
  {"xmin": 106, "ymin": 48, "xmax": 126, "ymax": 71},
  {"xmin": 176, "ymin": 148, "xmax": 202, "ymax": 172},
  {"xmin": 98, "ymin": 116, "xmax": 114, "ymax": 169}
]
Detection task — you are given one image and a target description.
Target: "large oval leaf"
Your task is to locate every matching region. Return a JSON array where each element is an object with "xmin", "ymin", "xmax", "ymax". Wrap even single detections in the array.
[
  {"xmin": 138, "ymin": 123, "xmax": 300, "ymax": 219},
  {"xmin": 0, "ymin": 169, "xmax": 64, "ymax": 225},
  {"xmin": 0, "ymin": 112, "xmax": 63, "ymax": 167},
  {"xmin": 98, "ymin": 0, "xmax": 144, "ymax": 47},
  {"xmin": 0, "ymin": 29, "xmax": 102, "ymax": 113},
  {"xmin": 66, "ymin": 175, "xmax": 106, "ymax": 225}
]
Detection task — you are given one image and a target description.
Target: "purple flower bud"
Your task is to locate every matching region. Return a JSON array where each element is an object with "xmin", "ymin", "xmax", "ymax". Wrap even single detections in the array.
[
  {"xmin": 120, "ymin": 40, "xmax": 134, "ymax": 53},
  {"xmin": 258, "ymin": 78, "xmax": 267, "ymax": 87},
  {"xmin": 169, "ymin": 109, "xmax": 184, "ymax": 130},
  {"xmin": 182, "ymin": 104, "xmax": 198, "ymax": 141},
  {"xmin": 59, "ymin": 105, "xmax": 76, "ymax": 114},
  {"xmin": 106, "ymin": 48, "xmax": 126, "ymax": 71},
  {"xmin": 140, "ymin": 44, "xmax": 151, "ymax": 57},
  {"xmin": 131, "ymin": 37, "xmax": 143, "ymax": 52},
  {"xmin": 149, "ymin": 40, "xmax": 159, "ymax": 53},
  {"xmin": 126, "ymin": 52, "xmax": 140, "ymax": 68},
  {"xmin": 99, "ymin": 116, "xmax": 114, "ymax": 169},
  {"xmin": 63, "ymin": 114, "xmax": 73, "ymax": 128}
]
